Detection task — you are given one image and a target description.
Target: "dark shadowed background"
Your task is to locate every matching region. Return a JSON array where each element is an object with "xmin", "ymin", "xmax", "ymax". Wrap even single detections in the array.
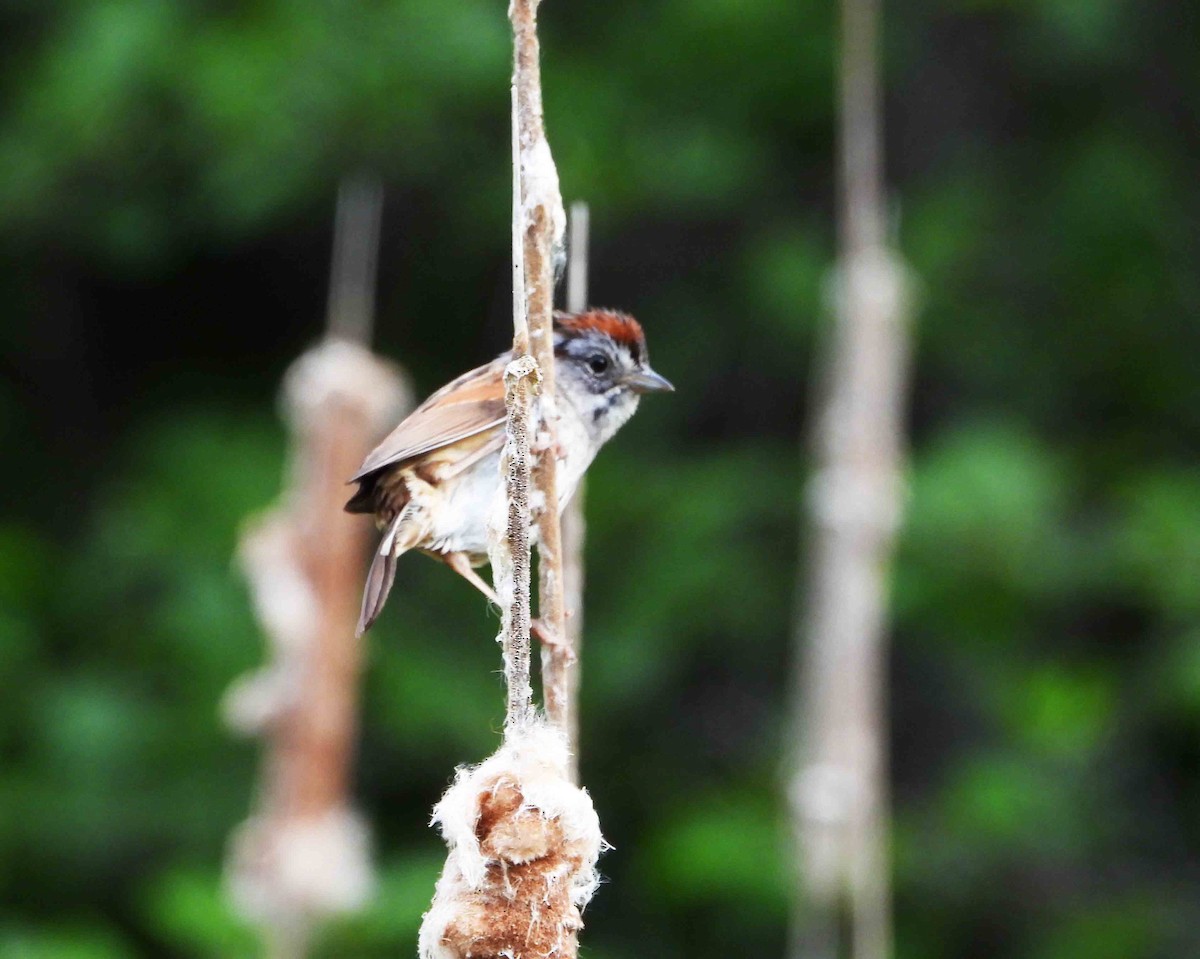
[{"xmin": 2, "ymin": 1, "xmax": 1199, "ymax": 957}]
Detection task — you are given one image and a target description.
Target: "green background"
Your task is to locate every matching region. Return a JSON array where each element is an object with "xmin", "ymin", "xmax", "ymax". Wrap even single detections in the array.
[{"xmin": 2, "ymin": 0, "xmax": 1198, "ymax": 956}]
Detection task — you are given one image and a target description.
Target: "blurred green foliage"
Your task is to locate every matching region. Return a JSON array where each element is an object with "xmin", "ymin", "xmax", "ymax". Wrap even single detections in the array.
[{"xmin": 1, "ymin": 0, "xmax": 1198, "ymax": 957}]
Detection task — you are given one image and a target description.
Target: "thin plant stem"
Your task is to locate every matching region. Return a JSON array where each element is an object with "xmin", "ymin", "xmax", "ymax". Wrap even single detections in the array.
[
  {"xmin": 558, "ymin": 201, "xmax": 590, "ymax": 779},
  {"xmin": 509, "ymin": 0, "xmax": 571, "ymax": 733},
  {"xmin": 788, "ymin": 1, "xmax": 911, "ymax": 957}
]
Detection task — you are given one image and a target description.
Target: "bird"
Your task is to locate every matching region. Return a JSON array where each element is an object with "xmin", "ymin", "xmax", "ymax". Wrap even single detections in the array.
[{"xmin": 345, "ymin": 308, "xmax": 673, "ymax": 637}]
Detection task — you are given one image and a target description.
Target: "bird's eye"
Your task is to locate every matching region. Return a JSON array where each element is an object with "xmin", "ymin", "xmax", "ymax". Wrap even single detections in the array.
[{"xmin": 587, "ymin": 354, "xmax": 609, "ymax": 374}]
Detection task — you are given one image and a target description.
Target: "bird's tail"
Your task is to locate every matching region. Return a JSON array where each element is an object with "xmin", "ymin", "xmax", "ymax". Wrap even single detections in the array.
[
  {"xmin": 357, "ymin": 514, "xmax": 420, "ymax": 637},
  {"xmin": 357, "ymin": 546, "xmax": 398, "ymax": 637}
]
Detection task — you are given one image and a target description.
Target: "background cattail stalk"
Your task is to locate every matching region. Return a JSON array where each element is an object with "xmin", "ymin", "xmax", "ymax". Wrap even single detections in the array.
[
  {"xmin": 222, "ymin": 179, "xmax": 409, "ymax": 957},
  {"xmin": 558, "ymin": 200, "xmax": 590, "ymax": 781},
  {"xmin": 788, "ymin": 1, "xmax": 914, "ymax": 958}
]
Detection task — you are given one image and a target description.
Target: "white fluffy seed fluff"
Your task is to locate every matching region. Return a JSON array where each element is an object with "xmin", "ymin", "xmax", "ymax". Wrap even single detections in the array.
[
  {"xmin": 520, "ymin": 136, "xmax": 566, "ymax": 274},
  {"xmin": 418, "ymin": 723, "xmax": 606, "ymax": 959},
  {"xmin": 226, "ymin": 806, "xmax": 374, "ymax": 927},
  {"xmin": 282, "ymin": 337, "xmax": 411, "ymax": 434}
]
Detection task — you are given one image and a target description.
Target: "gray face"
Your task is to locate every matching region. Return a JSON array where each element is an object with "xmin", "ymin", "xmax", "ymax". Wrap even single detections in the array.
[
  {"xmin": 554, "ymin": 328, "xmax": 674, "ymax": 443},
  {"xmin": 556, "ymin": 331, "xmax": 639, "ymax": 439},
  {"xmin": 557, "ymin": 329, "xmax": 641, "ymax": 395}
]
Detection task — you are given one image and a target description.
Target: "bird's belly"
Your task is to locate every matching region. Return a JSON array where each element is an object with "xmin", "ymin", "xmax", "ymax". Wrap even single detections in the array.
[
  {"xmin": 553, "ymin": 407, "xmax": 597, "ymax": 504},
  {"xmin": 423, "ymin": 427, "xmax": 594, "ymax": 563},
  {"xmin": 424, "ymin": 451, "xmax": 503, "ymax": 559}
]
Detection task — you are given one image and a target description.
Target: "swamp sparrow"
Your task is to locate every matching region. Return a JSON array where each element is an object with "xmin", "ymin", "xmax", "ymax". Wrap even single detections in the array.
[{"xmin": 345, "ymin": 309, "xmax": 673, "ymax": 635}]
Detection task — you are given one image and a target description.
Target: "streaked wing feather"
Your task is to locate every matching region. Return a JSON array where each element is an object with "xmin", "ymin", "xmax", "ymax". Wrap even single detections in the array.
[{"xmin": 351, "ymin": 356, "xmax": 508, "ymax": 481}]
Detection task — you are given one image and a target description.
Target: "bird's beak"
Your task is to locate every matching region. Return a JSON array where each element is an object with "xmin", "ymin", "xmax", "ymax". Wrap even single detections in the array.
[{"xmin": 623, "ymin": 367, "xmax": 675, "ymax": 394}]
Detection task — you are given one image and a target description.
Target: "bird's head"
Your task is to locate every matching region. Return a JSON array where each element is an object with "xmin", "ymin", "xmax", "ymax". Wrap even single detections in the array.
[{"xmin": 553, "ymin": 309, "xmax": 673, "ymax": 440}]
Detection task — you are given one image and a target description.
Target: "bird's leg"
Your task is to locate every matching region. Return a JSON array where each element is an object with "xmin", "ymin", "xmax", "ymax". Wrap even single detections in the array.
[
  {"xmin": 442, "ymin": 551, "xmax": 502, "ymax": 605},
  {"xmin": 535, "ymin": 623, "xmax": 576, "ymax": 663},
  {"xmin": 442, "ymin": 551, "xmax": 574, "ymax": 660}
]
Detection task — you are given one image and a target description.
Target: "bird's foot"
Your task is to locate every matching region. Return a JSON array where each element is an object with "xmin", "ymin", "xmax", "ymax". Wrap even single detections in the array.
[
  {"xmin": 531, "ymin": 429, "xmax": 569, "ymax": 462},
  {"xmin": 531, "ymin": 617, "xmax": 577, "ymax": 665}
]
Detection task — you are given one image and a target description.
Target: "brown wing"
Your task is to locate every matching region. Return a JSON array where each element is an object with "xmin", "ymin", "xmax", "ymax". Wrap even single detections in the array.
[{"xmin": 350, "ymin": 355, "xmax": 508, "ymax": 484}]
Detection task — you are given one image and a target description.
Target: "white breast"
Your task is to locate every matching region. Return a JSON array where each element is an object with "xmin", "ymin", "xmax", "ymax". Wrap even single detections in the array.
[
  {"xmin": 553, "ymin": 401, "xmax": 601, "ymax": 506},
  {"xmin": 423, "ymin": 398, "xmax": 604, "ymax": 561}
]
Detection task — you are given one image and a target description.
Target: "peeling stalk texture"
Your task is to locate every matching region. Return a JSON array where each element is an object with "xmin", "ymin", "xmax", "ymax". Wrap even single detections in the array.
[
  {"xmin": 227, "ymin": 807, "xmax": 373, "ymax": 927},
  {"xmin": 224, "ymin": 338, "xmax": 409, "ymax": 946},
  {"xmin": 418, "ymin": 724, "xmax": 605, "ymax": 959},
  {"xmin": 490, "ymin": 355, "xmax": 541, "ymax": 732}
]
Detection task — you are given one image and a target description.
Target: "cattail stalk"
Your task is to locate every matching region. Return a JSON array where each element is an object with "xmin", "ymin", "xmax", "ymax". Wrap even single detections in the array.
[
  {"xmin": 510, "ymin": 0, "xmax": 572, "ymax": 734},
  {"xmin": 558, "ymin": 201, "xmax": 590, "ymax": 780},
  {"xmin": 495, "ymin": 348, "xmax": 538, "ymax": 732},
  {"xmin": 416, "ymin": 8, "xmax": 604, "ymax": 958},
  {"xmin": 788, "ymin": 1, "xmax": 913, "ymax": 958},
  {"xmin": 224, "ymin": 179, "xmax": 409, "ymax": 957}
]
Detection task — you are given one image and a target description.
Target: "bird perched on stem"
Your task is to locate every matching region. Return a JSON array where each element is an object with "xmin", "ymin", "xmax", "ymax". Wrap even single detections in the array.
[{"xmin": 346, "ymin": 309, "xmax": 673, "ymax": 637}]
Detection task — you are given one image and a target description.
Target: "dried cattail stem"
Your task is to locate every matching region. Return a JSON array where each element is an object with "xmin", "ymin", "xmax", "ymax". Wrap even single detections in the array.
[
  {"xmin": 225, "ymin": 341, "xmax": 410, "ymax": 953},
  {"xmin": 224, "ymin": 180, "xmax": 409, "ymax": 957},
  {"xmin": 418, "ymin": 724, "xmax": 604, "ymax": 959},
  {"xmin": 788, "ymin": 1, "xmax": 912, "ymax": 958},
  {"xmin": 416, "ymin": 7, "xmax": 605, "ymax": 958},
  {"xmin": 558, "ymin": 202, "xmax": 590, "ymax": 780},
  {"xmin": 509, "ymin": 0, "xmax": 571, "ymax": 735},
  {"xmin": 326, "ymin": 176, "xmax": 384, "ymax": 346},
  {"xmin": 493, "ymin": 355, "xmax": 540, "ymax": 732}
]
